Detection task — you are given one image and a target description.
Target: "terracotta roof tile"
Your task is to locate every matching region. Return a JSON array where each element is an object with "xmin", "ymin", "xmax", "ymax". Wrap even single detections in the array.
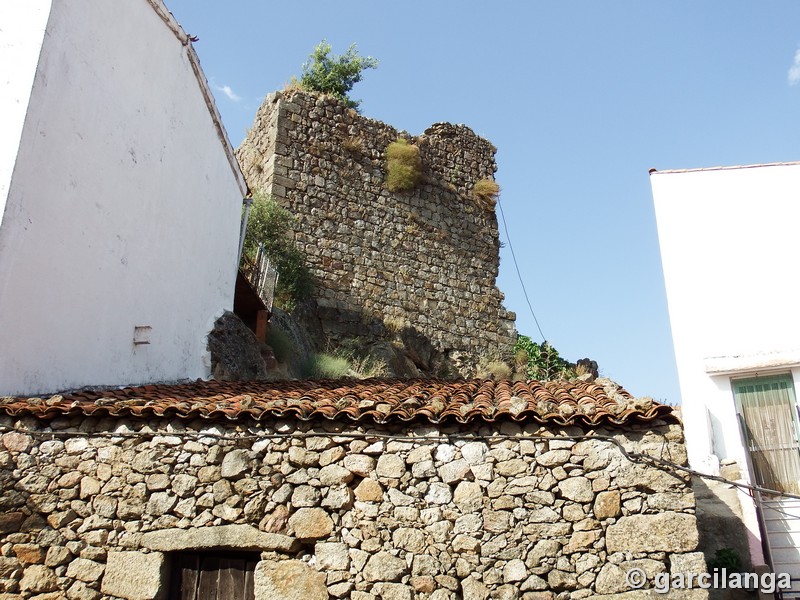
[{"xmin": 0, "ymin": 379, "xmax": 676, "ymax": 426}]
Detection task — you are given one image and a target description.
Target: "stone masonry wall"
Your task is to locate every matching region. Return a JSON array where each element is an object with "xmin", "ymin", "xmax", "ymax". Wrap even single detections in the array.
[
  {"xmin": 237, "ymin": 89, "xmax": 517, "ymax": 373},
  {"xmin": 0, "ymin": 413, "xmax": 706, "ymax": 599}
]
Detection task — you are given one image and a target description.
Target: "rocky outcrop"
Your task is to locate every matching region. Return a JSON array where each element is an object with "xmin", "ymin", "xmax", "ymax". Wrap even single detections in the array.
[
  {"xmin": 266, "ymin": 306, "xmax": 455, "ymax": 379},
  {"xmin": 207, "ymin": 311, "xmax": 270, "ymax": 380}
]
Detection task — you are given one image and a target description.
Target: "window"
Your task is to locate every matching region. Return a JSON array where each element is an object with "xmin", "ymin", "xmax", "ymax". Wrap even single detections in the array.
[
  {"xmin": 169, "ymin": 552, "xmax": 258, "ymax": 600},
  {"xmin": 732, "ymin": 374, "xmax": 800, "ymax": 494}
]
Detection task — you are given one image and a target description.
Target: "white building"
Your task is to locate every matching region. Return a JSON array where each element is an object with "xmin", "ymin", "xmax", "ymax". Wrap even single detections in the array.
[
  {"xmin": 0, "ymin": 0, "xmax": 247, "ymax": 396},
  {"xmin": 651, "ymin": 161, "xmax": 800, "ymax": 583}
]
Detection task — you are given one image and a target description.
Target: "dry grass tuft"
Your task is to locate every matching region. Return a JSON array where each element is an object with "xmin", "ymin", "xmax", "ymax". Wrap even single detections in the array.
[
  {"xmin": 473, "ymin": 178, "xmax": 501, "ymax": 209},
  {"xmin": 383, "ymin": 316, "xmax": 407, "ymax": 334},
  {"xmin": 282, "ymin": 78, "xmax": 304, "ymax": 94},
  {"xmin": 349, "ymin": 353, "xmax": 388, "ymax": 379},
  {"xmin": 475, "ymin": 358, "xmax": 513, "ymax": 380},
  {"xmin": 385, "ymin": 138, "xmax": 422, "ymax": 192},
  {"xmin": 342, "ymin": 136, "xmax": 365, "ymax": 154}
]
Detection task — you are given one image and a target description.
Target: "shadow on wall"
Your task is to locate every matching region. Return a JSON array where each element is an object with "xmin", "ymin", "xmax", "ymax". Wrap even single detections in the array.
[
  {"xmin": 285, "ymin": 298, "xmax": 467, "ymax": 379},
  {"xmin": 207, "ymin": 304, "xmax": 483, "ymax": 382},
  {"xmin": 692, "ymin": 476, "xmax": 758, "ymax": 600}
]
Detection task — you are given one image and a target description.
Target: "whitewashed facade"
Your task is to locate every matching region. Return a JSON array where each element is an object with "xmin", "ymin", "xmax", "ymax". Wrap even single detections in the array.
[
  {"xmin": 651, "ymin": 161, "xmax": 800, "ymax": 579},
  {"xmin": 0, "ymin": 0, "xmax": 246, "ymax": 396}
]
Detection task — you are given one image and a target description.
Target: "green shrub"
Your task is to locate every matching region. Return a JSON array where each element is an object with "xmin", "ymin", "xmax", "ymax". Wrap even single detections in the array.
[
  {"xmin": 301, "ymin": 342, "xmax": 388, "ymax": 380},
  {"xmin": 707, "ymin": 548, "xmax": 742, "ymax": 572},
  {"xmin": 473, "ymin": 178, "xmax": 501, "ymax": 209},
  {"xmin": 299, "ymin": 40, "xmax": 378, "ymax": 111},
  {"xmin": 304, "ymin": 353, "xmax": 351, "ymax": 379},
  {"xmin": 242, "ymin": 191, "xmax": 313, "ymax": 311},
  {"xmin": 513, "ymin": 335, "xmax": 574, "ymax": 381},
  {"xmin": 385, "ymin": 138, "xmax": 422, "ymax": 192},
  {"xmin": 266, "ymin": 327, "xmax": 293, "ymax": 363}
]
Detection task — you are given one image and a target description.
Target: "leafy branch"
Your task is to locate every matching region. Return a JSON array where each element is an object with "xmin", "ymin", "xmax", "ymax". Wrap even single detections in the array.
[{"xmin": 299, "ymin": 40, "xmax": 378, "ymax": 111}]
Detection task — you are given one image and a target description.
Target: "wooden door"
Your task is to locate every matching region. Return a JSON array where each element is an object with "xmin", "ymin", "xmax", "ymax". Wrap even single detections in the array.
[{"xmin": 170, "ymin": 553, "xmax": 257, "ymax": 600}]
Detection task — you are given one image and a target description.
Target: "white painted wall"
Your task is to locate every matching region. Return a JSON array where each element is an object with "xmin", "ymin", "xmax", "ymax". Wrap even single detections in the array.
[
  {"xmin": 652, "ymin": 163, "xmax": 800, "ymax": 566},
  {"xmin": 0, "ymin": 0, "xmax": 246, "ymax": 395},
  {"xmin": 0, "ymin": 0, "xmax": 52, "ymax": 225},
  {"xmin": 652, "ymin": 162, "xmax": 800, "ymax": 472}
]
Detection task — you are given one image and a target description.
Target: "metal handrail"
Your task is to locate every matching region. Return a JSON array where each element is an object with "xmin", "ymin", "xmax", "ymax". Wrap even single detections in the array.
[{"xmin": 241, "ymin": 244, "xmax": 279, "ymax": 312}]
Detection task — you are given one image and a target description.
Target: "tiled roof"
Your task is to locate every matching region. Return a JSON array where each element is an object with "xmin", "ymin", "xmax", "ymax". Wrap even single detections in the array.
[{"xmin": 0, "ymin": 379, "xmax": 676, "ymax": 426}]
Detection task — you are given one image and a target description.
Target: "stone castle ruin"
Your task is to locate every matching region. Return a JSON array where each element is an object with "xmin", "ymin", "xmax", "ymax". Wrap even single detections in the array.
[{"xmin": 237, "ymin": 89, "xmax": 517, "ymax": 376}]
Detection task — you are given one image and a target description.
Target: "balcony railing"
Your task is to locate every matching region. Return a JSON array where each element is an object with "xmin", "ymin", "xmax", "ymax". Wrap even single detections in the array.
[{"xmin": 240, "ymin": 244, "xmax": 278, "ymax": 313}]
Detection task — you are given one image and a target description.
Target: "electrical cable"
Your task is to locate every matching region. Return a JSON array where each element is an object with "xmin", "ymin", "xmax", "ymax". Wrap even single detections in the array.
[{"xmin": 497, "ymin": 197, "xmax": 546, "ymax": 342}]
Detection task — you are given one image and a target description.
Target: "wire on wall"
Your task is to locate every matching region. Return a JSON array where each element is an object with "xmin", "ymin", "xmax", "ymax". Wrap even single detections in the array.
[{"xmin": 497, "ymin": 198, "xmax": 546, "ymax": 343}]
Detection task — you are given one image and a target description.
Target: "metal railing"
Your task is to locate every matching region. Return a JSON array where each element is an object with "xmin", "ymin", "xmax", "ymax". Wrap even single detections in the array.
[{"xmin": 241, "ymin": 244, "xmax": 279, "ymax": 313}]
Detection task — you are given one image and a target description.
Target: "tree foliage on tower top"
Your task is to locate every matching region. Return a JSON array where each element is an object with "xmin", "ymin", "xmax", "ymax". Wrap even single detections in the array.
[{"xmin": 299, "ymin": 40, "xmax": 378, "ymax": 111}]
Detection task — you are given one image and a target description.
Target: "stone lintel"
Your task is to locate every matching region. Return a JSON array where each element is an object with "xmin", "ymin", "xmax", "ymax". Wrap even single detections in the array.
[{"xmin": 140, "ymin": 524, "xmax": 299, "ymax": 553}]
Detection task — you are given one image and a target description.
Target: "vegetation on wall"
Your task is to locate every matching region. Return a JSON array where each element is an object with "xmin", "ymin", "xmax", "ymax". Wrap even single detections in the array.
[
  {"xmin": 476, "ymin": 358, "xmax": 513, "ymax": 380},
  {"xmin": 341, "ymin": 136, "xmax": 365, "ymax": 155},
  {"xmin": 473, "ymin": 178, "xmax": 501, "ymax": 209},
  {"xmin": 514, "ymin": 334, "xmax": 574, "ymax": 381},
  {"xmin": 299, "ymin": 40, "xmax": 378, "ymax": 111},
  {"xmin": 242, "ymin": 191, "xmax": 313, "ymax": 311},
  {"xmin": 385, "ymin": 138, "xmax": 422, "ymax": 192}
]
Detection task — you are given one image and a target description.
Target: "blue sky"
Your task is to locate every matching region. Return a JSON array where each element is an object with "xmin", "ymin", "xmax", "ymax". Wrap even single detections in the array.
[{"xmin": 167, "ymin": 1, "xmax": 800, "ymax": 403}]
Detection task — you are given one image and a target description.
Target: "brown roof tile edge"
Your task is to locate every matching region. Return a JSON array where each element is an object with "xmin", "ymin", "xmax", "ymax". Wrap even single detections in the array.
[{"xmin": 0, "ymin": 378, "xmax": 678, "ymax": 427}]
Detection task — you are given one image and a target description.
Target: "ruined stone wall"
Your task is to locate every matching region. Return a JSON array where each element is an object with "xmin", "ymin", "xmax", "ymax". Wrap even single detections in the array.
[
  {"xmin": 0, "ymin": 414, "xmax": 706, "ymax": 599},
  {"xmin": 237, "ymin": 89, "xmax": 517, "ymax": 373}
]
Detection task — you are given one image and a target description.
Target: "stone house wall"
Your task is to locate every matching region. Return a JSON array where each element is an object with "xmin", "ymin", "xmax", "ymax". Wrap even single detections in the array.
[
  {"xmin": 0, "ymin": 412, "xmax": 705, "ymax": 599},
  {"xmin": 236, "ymin": 89, "xmax": 517, "ymax": 374}
]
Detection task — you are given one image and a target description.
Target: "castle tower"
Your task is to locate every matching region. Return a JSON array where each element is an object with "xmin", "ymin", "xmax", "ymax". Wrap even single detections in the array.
[{"xmin": 237, "ymin": 89, "xmax": 516, "ymax": 376}]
